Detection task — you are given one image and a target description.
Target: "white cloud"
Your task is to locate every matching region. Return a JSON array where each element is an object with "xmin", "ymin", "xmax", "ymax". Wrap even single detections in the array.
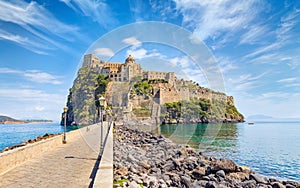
[
  {"xmin": 0, "ymin": 89, "xmax": 64, "ymax": 103},
  {"xmin": 169, "ymin": 56, "xmax": 191, "ymax": 69},
  {"xmin": 240, "ymin": 24, "xmax": 269, "ymax": 44},
  {"xmin": 0, "ymin": 68, "xmax": 62, "ymax": 85},
  {"xmin": 277, "ymin": 77, "xmax": 300, "ymax": 88},
  {"xmin": 59, "ymin": 0, "xmax": 77, "ymax": 10},
  {"xmin": 276, "ymin": 9, "xmax": 300, "ymax": 41},
  {"xmin": 285, "ymin": 83, "xmax": 300, "ymax": 87},
  {"xmin": 234, "ymin": 81, "xmax": 258, "ymax": 91},
  {"xmin": 228, "ymin": 71, "xmax": 268, "ymax": 91},
  {"xmin": 94, "ymin": 48, "xmax": 114, "ymax": 57},
  {"xmin": 0, "ymin": 67, "xmax": 22, "ymax": 74},
  {"xmin": 277, "ymin": 77, "xmax": 297, "ymax": 83},
  {"xmin": 174, "ymin": 0, "xmax": 263, "ymax": 41},
  {"xmin": 35, "ymin": 105, "xmax": 45, "ymax": 111},
  {"xmin": 245, "ymin": 42, "xmax": 282, "ymax": 58},
  {"xmin": 128, "ymin": 1, "xmax": 151, "ymax": 21},
  {"xmin": 0, "ymin": 1, "xmax": 76, "ymax": 34},
  {"xmin": 0, "ymin": 29, "xmax": 51, "ymax": 55},
  {"xmin": 126, "ymin": 48, "xmax": 161, "ymax": 59},
  {"xmin": 230, "ymin": 72, "xmax": 267, "ymax": 84},
  {"xmin": 0, "ymin": 0, "xmax": 80, "ymax": 54},
  {"xmin": 243, "ymin": 8, "xmax": 300, "ymax": 63},
  {"xmin": 261, "ymin": 92, "xmax": 290, "ymax": 99},
  {"xmin": 24, "ymin": 70, "xmax": 62, "ymax": 85},
  {"xmin": 216, "ymin": 56, "xmax": 238, "ymax": 74},
  {"xmin": 60, "ymin": 0, "xmax": 116, "ymax": 28},
  {"xmin": 0, "ymin": 88, "xmax": 65, "ymax": 120},
  {"xmin": 122, "ymin": 37, "xmax": 142, "ymax": 49},
  {"xmin": 181, "ymin": 69, "xmax": 209, "ymax": 88},
  {"xmin": 189, "ymin": 34, "xmax": 202, "ymax": 44}
]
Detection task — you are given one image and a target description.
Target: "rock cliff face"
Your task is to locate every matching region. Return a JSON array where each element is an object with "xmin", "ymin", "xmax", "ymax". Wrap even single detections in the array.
[
  {"xmin": 60, "ymin": 65, "xmax": 107, "ymax": 126},
  {"xmin": 61, "ymin": 57, "xmax": 244, "ymax": 126}
]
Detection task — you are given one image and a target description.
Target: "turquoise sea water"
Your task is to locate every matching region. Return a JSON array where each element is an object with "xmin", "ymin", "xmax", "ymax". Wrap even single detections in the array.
[
  {"xmin": 0, "ymin": 123, "xmax": 78, "ymax": 151},
  {"xmin": 158, "ymin": 122, "xmax": 300, "ymax": 182},
  {"xmin": 1, "ymin": 122, "xmax": 299, "ymax": 182}
]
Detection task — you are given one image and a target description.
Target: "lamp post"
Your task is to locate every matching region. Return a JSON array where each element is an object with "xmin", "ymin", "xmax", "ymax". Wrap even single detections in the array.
[
  {"xmin": 98, "ymin": 96, "xmax": 105, "ymax": 151},
  {"xmin": 63, "ymin": 106, "xmax": 68, "ymax": 144}
]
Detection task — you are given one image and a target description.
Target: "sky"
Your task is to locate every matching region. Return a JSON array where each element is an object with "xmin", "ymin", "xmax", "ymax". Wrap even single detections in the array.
[{"xmin": 0, "ymin": 0, "xmax": 299, "ymax": 121}]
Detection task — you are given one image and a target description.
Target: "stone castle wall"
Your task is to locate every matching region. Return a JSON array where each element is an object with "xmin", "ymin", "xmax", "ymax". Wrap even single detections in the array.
[
  {"xmin": 153, "ymin": 83, "xmax": 231, "ymax": 105},
  {"xmin": 177, "ymin": 88, "xmax": 190, "ymax": 101},
  {"xmin": 159, "ymin": 87, "xmax": 180, "ymax": 104}
]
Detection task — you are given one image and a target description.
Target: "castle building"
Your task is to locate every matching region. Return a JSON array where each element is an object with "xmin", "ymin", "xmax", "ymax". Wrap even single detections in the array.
[
  {"xmin": 83, "ymin": 54, "xmax": 102, "ymax": 68},
  {"xmin": 83, "ymin": 54, "xmax": 175, "ymax": 84}
]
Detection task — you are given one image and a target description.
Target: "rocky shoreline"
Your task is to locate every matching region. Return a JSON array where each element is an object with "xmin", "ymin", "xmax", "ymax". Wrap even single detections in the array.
[
  {"xmin": 0, "ymin": 133, "xmax": 61, "ymax": 153},
  {"xmin": 113, "ymin": 125, "xmax": 299, "ymax": 188}
]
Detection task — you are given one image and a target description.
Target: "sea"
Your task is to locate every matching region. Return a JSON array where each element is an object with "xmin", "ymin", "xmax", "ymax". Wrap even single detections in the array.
[
  {"xmin": 0, "ymin": 122, "xmax": 299, "ymax": 182},
  {"xmin": 0, "ymin": 123, "xmax": 78, "ymax": 151},
  {"xmin": 156, "ymin": 122, "xmax": 300, "ymax": 182}
]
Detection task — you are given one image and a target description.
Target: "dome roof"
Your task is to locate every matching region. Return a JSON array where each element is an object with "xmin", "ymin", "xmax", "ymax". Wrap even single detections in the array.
[{"xmin": 125, "ymin": 55, "xmax": 135, "ymax": 63}]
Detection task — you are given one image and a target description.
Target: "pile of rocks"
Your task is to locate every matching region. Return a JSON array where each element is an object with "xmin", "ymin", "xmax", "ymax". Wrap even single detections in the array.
[
  {"xmin": 1, "ymin": 133, "xmax": 60, "ymax": 153},
  {"xmin": 113, "ymin": 125, "xmax": 299, "ymax": 188}
]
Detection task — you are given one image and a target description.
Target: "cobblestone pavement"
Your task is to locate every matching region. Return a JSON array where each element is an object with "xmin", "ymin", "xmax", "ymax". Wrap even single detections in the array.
[{"xmin": 0, "ymin": 125, "xmax": 103, "ymax": 188}]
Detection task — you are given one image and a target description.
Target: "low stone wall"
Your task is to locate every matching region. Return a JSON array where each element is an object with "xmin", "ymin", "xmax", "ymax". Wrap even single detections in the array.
[{"xmin": 0, "ymin": 126, "xmax": 85, "ymax": 175}]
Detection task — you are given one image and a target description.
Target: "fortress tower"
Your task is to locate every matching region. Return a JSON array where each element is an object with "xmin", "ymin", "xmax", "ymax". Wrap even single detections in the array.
[{"xmin": 83, "ymin": 54, "xmax": 102, "ymax": 68}]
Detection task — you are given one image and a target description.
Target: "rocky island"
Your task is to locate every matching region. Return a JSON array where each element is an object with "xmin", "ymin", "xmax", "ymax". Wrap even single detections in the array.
[{"xmin": 61, "ymin": 54, "xmax": 244, "ymax": 126}]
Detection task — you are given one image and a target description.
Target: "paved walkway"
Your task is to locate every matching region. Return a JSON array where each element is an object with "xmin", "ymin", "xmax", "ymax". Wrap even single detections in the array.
[{"xmin": 0, "ymin": 124, "xmax": 107, "ymax": 188}]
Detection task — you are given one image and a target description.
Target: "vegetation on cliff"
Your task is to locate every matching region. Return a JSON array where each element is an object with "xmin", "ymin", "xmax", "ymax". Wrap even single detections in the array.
[
  {"xmin": 132, "ymin": 80, "xmax": 153, "ymax": 96},
  {"xmin": 162, "ymin": 98, "xmax": 244, "ymax": 124},
  {"xmin": 61, "ymin": 66, "xmax": 108, "ymax": 126},
  {"xmin": 94, "ymin": 74, "xmax": 109, "ymax": 107}
]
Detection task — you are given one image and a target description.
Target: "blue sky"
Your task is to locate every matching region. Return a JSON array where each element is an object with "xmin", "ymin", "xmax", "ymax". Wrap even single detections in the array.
[{"xmin": 0, "ymin": 0, "xmax": 299, "ymax": 121}]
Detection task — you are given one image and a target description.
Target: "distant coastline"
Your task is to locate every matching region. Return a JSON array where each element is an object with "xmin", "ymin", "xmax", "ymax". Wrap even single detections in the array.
[
  {"xmin": 0, "ymin": 115, "xmax": 53, "ymax": 125},
  {"xmin": 247, "ymin": 114, "xmax": 300, "ymax": 123}
]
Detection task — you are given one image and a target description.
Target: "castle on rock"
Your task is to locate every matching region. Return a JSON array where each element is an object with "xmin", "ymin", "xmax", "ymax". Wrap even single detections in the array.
[{"xmin": 83, "ymin": 54, "xmax": 175, "ymax": 84}]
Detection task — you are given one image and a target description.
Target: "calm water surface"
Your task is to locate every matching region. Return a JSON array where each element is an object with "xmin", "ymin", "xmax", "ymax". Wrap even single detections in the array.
[
  {"xmin": 0, "ymin": 123, "xmax": 79, "ymax": 151},
  {"xmin": 1, "ymin": 122, "xmax": 299, "ymax": 181},
  {"xmin": 157, "ymin": 122, "xmax": 300, "ymax": 182}
]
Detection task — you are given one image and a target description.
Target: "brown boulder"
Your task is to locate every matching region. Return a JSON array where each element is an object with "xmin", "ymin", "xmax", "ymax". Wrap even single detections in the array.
[
  {"xmin": 239, "ymin": 165, "xmax": 251, "ymax": 173},
  {"xmin": 140, "ymin": 160, "xmax": 151, "ymax": 170},
  {"xmin": 227, "ymin": 172, "xmax": 249, "ymax": 182},
  {"xmin": 190, "ymin": 167, "xmax": 206, "ymax": 180},
  {"xmin": 211, "ymin": 158, "xmax": 238, "ymax": 173},
  {"xmin": 115, "ymin": 167, "xmax": 128, "ymax": 176}
]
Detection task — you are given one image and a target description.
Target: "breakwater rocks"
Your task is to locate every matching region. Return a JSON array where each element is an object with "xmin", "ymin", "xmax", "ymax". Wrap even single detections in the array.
[{"xmin": 113, "ymin": 125, "xmax": 299, "ymax": 188}]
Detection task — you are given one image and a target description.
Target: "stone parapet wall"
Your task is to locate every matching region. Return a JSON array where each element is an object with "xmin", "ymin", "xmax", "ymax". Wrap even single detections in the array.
[{"xmin": 0, "ymin": 125, "xmax": 97, "ymax": 175}]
